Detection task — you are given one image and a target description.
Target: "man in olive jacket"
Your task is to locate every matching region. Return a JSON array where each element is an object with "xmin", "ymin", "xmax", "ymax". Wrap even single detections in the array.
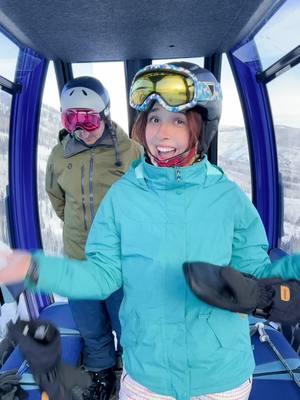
[{"xmin": 45, "ymin": 76, "xmax": 142, "ymax": 400}]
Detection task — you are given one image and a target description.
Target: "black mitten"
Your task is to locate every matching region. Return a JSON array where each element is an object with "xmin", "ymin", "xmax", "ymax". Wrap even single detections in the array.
[
  {"xmin": 183, "ymin": 261, "xmax": 300, "ymax": 323},
  {"xmin": 219, "ymin": 266, "xmax": 274, "ymax": 314},
  {"xmin": 7, "ymin": 319, "xmax": 61, "ymax": 373},
  {"xmin": 0, "ymin": 369, "xmax": 28, "ymax": 399},
  {"xmin": 256, "ymin": 278, "xmax": 300, "ymax": 323},
  {"xmin": 7, "ymin": 319, "xmax": 91, "ymax": 400},
  {"xmin": 183, "ymin": 262, "xmax": 273, "ymax": 314}
]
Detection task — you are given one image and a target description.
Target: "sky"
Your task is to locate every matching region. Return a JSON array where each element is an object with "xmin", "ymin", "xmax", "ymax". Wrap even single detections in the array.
[{"xmin": 0, "ymin": 0, "xmax": 299, "ymax": 130}]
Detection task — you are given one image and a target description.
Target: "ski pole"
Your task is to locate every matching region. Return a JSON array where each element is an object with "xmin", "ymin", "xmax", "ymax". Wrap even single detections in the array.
[{"xmin": 256, "ymin": 322, "xmax": 300, "ymax": 389}]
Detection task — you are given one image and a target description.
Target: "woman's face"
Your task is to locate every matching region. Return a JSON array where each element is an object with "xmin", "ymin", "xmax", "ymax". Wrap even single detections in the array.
[{"xmin": 145, "ymin": 104, "xmax": 190, "ymax": 162}]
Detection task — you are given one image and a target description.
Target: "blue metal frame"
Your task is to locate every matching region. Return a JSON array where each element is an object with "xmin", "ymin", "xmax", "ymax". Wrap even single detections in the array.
[
  {"xmin": 227, "ymin": 41, "xmax": 280, "ymax": 249},
  {"xmin": 8, "ymin": 47, "xmax": 52, "ymax": 316}
]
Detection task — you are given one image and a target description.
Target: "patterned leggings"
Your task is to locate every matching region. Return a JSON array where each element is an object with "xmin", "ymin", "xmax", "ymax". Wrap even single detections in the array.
[{"xmin": 119, "ymin": 370, "xmax": 252, "ymax": 400}]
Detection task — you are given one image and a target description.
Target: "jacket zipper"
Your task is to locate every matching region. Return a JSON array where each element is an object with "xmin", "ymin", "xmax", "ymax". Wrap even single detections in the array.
[
  {"xmin": 175, "ymin": 167, "xmax": 181, "ymax": 183},
  {"xmin": 89, "ymin": 150, "xmax": 95, "ymax": 222},
  {"xmin": 81, "ymin": 165, "xmax": 88, "ymax": 231}
]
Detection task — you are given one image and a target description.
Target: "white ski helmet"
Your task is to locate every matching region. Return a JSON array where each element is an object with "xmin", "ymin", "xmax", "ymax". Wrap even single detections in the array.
[{"xmin": 60, "ymin": 76, "xmax": 110, "ymax": 118}]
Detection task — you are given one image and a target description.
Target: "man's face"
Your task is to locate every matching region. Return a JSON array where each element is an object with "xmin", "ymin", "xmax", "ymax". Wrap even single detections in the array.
[
  {"xmin": 75, "ymin": 123, "xmax": 105, "ymax": 145},
  {"xmin": 61, "ymin": 108, "xmax": 105, "ymax": 144}
]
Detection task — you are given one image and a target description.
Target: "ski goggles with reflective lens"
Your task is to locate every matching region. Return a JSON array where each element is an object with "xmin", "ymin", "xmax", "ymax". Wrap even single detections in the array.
[
  {"xmin": 130, "ymin": 64, "xmax": 220, "ymax": 113},
  {"xmin": 61, "ymin": 109, "xmax": 102, "ymax": 133}
]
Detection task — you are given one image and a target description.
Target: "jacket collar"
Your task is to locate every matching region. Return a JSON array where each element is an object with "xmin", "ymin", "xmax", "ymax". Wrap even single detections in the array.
[
  {"xmin": 63, "ymin": 127, "xmax": 114, "ymax": 158},
  {"xmin": 133, "ymin": 156, "xmax": 222, "ymax": 189}
]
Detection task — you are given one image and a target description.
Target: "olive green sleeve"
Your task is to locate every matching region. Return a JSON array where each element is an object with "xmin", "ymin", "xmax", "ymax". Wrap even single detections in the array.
[{"xmin": 45, "ymin": 150, "xmax": 65, "ymax": 221}]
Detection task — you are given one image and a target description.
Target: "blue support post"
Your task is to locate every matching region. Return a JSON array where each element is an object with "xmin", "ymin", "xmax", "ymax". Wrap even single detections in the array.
[
  {"xmin": 8, "ymin": 47, "xmax": 52, "ymax": 317},
  {"xmin": 227, "ymin": 40, "xmax": 280, "ymax": 249}
]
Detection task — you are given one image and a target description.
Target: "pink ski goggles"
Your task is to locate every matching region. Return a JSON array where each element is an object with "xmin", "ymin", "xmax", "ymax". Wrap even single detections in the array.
[{"xmin": 61, "ymin": 109, "xmax": 102, "ymax": 133}]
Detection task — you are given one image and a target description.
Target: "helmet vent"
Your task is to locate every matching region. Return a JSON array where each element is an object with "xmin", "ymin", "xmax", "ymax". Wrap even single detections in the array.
[
  {"xmin": 82, "ymin": 89, "xmax": 88, "ymax": 96},
  {"xmin": 69, "ymin": 89, "xmax": 74, "ymax": 96}
]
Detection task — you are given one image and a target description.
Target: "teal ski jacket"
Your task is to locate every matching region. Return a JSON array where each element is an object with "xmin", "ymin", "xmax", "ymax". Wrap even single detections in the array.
[{"xmin": 32, "ymin": 157, "xmax": 300, "ymax": 400}]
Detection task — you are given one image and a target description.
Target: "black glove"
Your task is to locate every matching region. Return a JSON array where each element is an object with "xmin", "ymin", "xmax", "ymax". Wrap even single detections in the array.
[
  {"xmin": 7, "ymin": 319, "xmax": 91, "ymax": 400},
  {"xmin": 0, "ymin": 369, "xmax": 28, "ymax": 399},
  {"xmin": 183, "ymin": 261, "xmax": 300, "ymax": 323}
]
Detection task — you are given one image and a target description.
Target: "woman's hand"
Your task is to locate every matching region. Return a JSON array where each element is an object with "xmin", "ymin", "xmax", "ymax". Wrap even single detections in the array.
[{"xmin": 0, "ymin": 251, "xmax": 32, "ymax": 285}]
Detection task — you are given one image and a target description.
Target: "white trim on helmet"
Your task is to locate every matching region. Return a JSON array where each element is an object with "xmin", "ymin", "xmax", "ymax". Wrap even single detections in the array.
[{"xmin": 61, "ymin": 86, "xmax": 108, "ymax": 112}]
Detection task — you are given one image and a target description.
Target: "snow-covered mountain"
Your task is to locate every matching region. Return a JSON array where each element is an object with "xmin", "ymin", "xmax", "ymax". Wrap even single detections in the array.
[{"xmin": 218, "ymin": 124, "xmax": 300, "ymax": 253}]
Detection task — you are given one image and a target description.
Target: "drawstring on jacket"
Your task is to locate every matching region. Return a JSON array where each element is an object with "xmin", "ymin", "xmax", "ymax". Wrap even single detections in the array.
[{"xmin": 107, "ymin": 119, "xmax": 122, "ymax": 167}]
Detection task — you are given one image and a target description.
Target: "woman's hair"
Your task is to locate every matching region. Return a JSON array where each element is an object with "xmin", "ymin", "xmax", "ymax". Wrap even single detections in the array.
[{"xmin": 131, "ymin": 108, "xmax": 203, "ymax": 149}]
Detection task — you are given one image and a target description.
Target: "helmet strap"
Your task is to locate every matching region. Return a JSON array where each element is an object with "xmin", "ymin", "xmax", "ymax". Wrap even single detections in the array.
[
  {"xmin": 198, "ymin": 121, "xmax": 218, "ymax": 158},
  {"xmin": 197, "ymin": 122, "xmax": 206, "ymax": 158}
]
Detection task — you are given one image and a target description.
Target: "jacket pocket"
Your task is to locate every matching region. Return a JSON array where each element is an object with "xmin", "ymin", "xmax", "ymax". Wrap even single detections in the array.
[
  {"xmin": 207, "ymin": 308, "xmax": 251, "ymax": 352},
  {"xmin": 186, "ymin": 312, "xmax": 221, "ymax": 366}
]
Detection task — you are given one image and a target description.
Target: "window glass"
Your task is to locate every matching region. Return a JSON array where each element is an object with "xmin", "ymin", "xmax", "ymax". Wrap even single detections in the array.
[
  {"xmin": 37, "ymin": 61, "xmax": 63, "ymax": 255},
  {"xmin": 0, "ymin": 31, "xmax": 19, "ymax": 81},
  {"xmin": 0, "ymin": 32, "xmax": 18, "ymax": 245},
  {"xmin": 267, "ymin": 65, "xmax": 300, "ymax": 252},
  {"xmin": 218, "ymin": 56, "xmax": 251, "ymax": 198},
  {"xmin": 73, "ymin": 62, "xmax": 128, "ymax": 133},
  {"xmin": 255, "ymin": 0, "xmax": 300, "ymax": 69},
  {"xmin": 0, "ymin": 89, "xmax": 11, "ymax": 244}
]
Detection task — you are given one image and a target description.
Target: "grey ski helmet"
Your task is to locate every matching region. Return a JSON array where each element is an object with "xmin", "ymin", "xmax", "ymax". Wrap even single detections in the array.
[
  {"xmin": 130, "ymin": 61, "xmax": 222, "ymax": 156},
  {"xmin": 60, "ymin": 76, "xmax": 110, "ymax": 119}
]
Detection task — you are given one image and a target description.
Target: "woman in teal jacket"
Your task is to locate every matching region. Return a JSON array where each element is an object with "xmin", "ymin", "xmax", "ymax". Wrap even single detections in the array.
[{"xmin": 1, "ymin": 62, "xmax": 300, "ymax": 400}]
